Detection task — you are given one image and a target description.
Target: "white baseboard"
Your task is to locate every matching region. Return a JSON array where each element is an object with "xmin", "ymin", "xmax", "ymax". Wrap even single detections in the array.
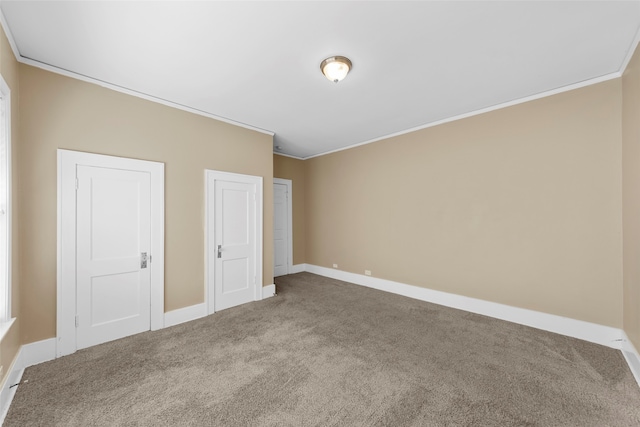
[
  {"xmin": 19, "ymin": 338, "xmax": 56, "ymax": 369},
  {"xmin": 0, "ymin": 349, "xmax": 24, "ymax": 425},
  {"xmin": 165, "ymin": 285, "xmax": 277, "ymax": 328},
  {"xmin": 305, "ymin": 264, "xmax": 623, "ymax": 349},
  {"xmin": 0, "ymin": 337, "xmax": 56, "ymax": 425},
  {"xmin": 621, "ymin": 332, "xmax": 640, "ymax": 387},
  {"xmin": 1, "ymin": 268, "xmax": 636, "ymax": 427},
  {"xmin": 290, "ymin": 264, "xmax": 306, "ymax": 274},
  {"xmin": 262, "ymin": 284, "xmax": 276, "ymax": 298},
  {"xmin": 164, "ymin": 303, "xmax": 207, "ymax": 328}
]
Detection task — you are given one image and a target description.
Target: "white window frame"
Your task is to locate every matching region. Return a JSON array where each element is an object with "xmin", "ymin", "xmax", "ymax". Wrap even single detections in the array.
[{"xmin": 0, "ymin": 73, "xmax": 13, "ymax": 339}]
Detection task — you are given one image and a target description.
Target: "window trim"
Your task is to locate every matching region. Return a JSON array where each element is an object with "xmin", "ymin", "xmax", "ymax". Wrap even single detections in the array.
[{"xmin": 0, "ymin": 72, "xmax": 12, "ymax": 332}]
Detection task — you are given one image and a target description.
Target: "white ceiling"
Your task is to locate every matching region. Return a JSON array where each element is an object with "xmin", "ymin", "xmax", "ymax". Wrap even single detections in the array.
[{"xmin": 1, "ymin": 1, "xmax": 639, "ymax": 159}]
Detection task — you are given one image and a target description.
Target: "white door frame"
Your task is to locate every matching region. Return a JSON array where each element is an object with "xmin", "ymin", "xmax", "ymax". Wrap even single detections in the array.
[
  {"xmin": 57, "ymin": 149, "xmax": 165, "ymax": 357},
  {"xmin": 273, "ymin": 178, "xmax": 293, "ymax": 276},
  {"xmin": 205, "ymin": 169, "xmax": 263, "ymax": 315}
]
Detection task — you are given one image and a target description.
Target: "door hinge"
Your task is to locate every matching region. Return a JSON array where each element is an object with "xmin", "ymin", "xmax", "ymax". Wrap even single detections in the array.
[
  {"xmin": 75, "ymin": 178, "xmax": 79, "ymax": 190},
  {"xmin": 149, "ymin": 255, "xmax": 152, "ymax": 263},
  {"xmin": 75, "ymin": 315, "xmax": 79, "ymax": 328}
]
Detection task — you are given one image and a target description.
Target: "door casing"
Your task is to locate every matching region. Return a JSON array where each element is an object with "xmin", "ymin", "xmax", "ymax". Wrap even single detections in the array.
[
  {"xmin": 205, "ymin": 169, "xmax": 264, "ymax": 315},
  {"xmin": 273, "ymin": 178, "xmax": 293, "ymax": 277},
  {"xmin": 57, "ymin": 149, "xmax": 165, "ymax": 357}
]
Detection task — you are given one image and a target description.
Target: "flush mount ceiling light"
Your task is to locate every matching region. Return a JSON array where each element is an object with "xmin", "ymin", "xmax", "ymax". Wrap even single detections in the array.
[{"xmin": 320, "ymin": 56, "xmax": 352, "ymax": 83}]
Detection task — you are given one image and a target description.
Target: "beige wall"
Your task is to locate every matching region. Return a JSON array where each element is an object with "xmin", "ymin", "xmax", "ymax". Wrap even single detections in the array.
[
  {"xmin": 305, "ymin": 79, "xmax": 623, "ymax": 327},
  {"xmin": 19, "ymin": 65, "xmax": 273, "ymax": 344},
  {"xmin": 0, "ymin": 25, "xmax": 21, "ymax": 386},
  {"xmin": 273, "ymin": 154, "xmax": 306, "ymax": 265},
  {"xmin": 623, "ymin": 43, "xmax": 640, "ymax": 350},
  {"xmin": 1, "ymin": 21, "xmax": 637, "ymax": 380}
]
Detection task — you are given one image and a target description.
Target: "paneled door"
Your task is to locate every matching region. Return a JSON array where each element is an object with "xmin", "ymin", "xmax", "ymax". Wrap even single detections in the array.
[
  {"xmin": 57, "ymin": 149, "xmax": 164, "ymax": 357},
  {"xmin": 76, "ymin": 165, "xmax": 151, "ymax": 350},
  {"xmin": 273, "ymin": 181, "xmax": 290, "ymax": 277},
  {"xmin": 206, "ymin": 170, "xmax": 263, "ymax": 313}
]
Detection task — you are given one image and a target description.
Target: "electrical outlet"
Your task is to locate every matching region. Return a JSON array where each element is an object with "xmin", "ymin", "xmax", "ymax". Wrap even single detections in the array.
[
  {"xmin": 333, "ymin": 263, "xmax": 338, "ymax": 268},
  {"xmin": 365, "ymin": 270, "xmax": 372, "ymax": 276}
]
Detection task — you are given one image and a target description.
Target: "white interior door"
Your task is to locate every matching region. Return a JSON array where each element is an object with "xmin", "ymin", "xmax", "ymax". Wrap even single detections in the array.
[
  {"xmin": 58, "ymin": 150, "xmax": 164, "ymax": 357},
  {"xmin": 206, "ymin": 170, "xmax": 263, "ymax": 313},
  {"xmin": 76, "ymin": 165, "xmax": 151, "ymax": 349},
  {"xmin": 273, "ymin": 182, "xmax": 289, "ymax": 277}
]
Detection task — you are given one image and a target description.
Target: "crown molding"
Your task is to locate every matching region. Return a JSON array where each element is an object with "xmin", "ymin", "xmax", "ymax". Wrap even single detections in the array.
[
  {"xmin": 19, "ymin": 57, "xmax": 275, "ymax": 137},
  {"xmin": 302, "ymin": 20, "xmax": 640, "ymax": 160},
  {"xmin": 302, "ymin": 71, "xmax": 621, "ymax": 160},
  {"xmin": 620, "ymin": 21, "xmax": 640, "ymax": 75},
  {"xmin": 1, "ymin": 5, "xmax": 637, "ymax": 160},
  {"xmin": 273, "ymin": 152, "xmax": 304, "ymax": 160},
  {"xmin": 0, "ymin": 8, "xmax": 275, "ymax": 137},
  {"xmin": 0, "ymin": 6, "xmax": 20, "ymax": 64}
]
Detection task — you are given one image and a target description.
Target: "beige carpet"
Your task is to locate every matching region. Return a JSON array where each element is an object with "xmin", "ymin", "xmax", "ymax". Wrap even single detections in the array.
[{"xmin": 4, "ymin": 272, "xmax": 640, "ymax": 426}]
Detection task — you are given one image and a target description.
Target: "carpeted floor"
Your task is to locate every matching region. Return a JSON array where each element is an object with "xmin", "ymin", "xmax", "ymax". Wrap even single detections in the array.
[{"xmin": 4, "ymin": 272, "xmax": 640, "ymax": 426}]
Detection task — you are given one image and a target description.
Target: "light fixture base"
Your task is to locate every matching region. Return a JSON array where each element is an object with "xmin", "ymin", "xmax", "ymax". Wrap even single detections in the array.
[{"xmin": 320, "ymin": 56, "xmax": 352, "ymax": 83}]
